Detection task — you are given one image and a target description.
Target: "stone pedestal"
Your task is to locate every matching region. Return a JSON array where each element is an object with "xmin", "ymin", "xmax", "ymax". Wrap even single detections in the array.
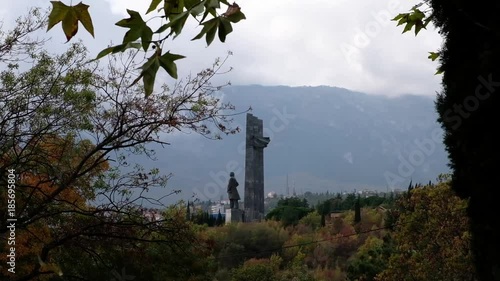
[{"xmin": 225, "ymin": 209, "xmax": 244, "ymax": 224}]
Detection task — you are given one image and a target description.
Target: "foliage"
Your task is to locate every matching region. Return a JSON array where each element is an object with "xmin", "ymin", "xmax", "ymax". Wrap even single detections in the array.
[
  {"xmin": 394, "ymin": 3, "xmax": 500, "ymax": 279},
  {"xmin": 376, "ymin": 181, "xmax": 476, "ymax": 281},
  {"xmin": 429, "ymin": 0, "xmax": 500, "ymax": 278},
  {"xmin": 231, "ymin": 259, "xmax": 276, "ymax": 281},
  {"xmin": 266, "ymin": 197, "xmax": 313, "ymax": 227},
  {"xmin": 46, "ymin": 0, "xmax": 246, "ymax": 97},
  {"xmin": 0, "ymin": 8, "xmax": 47, "ymax": 63},
  {"xmin": 47, "ymin": 1, "xmax": 94, "ymax": 41},
  {"xmin": 298, "ymin": 211, "xmax": 321, "ymax": 231},
  {"xmin": 391, "ymin": 2, "xmax": 442, "ymax": 74},
  {"xmin": 346, "ymin": 236, "xmax": 392, "ymax": 281},
  {"xmin": 212, "ymin": 221, "xmax": 288, "ymax": 269},
  {"xmin": 313, "ymin": 192, "xmax": 395, "ymax": 216},
  {"xmin": 392, "ymin": 4, "xmax": 432, "ymax": 36},
  {"xmin": 0, "ymin": 15, "xmax": 239, "ymax": 280}
]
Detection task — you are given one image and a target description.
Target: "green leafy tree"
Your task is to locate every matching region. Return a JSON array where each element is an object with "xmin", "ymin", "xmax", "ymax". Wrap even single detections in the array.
[
  {"xmin": 266, "ymin": 197, "xmax": 313, "ymax": 227},
  {"xmin": 215, "ymin": 221, "xmax": 288, "ymax": 269},
  {"xmin": 298, "ymin": 211, "xmax": 322, "ymax": 231},
  {"xmin": 231, "ymin": 259, "xmax": 276, "ymax": 281},
  {"xmin": 342, "ymin": 193, "xmax": 357, "ymax": 210},
  {"xmin": 376, "ymin": 181, "xmax": 476, "ymax": 281},
  {"xmin": 347, "ymin": 236, "xmax": 392, "ymax": 281},
  {"xmin": 0, "ymin": 12, "xmax": 240, "ymax": 280}
]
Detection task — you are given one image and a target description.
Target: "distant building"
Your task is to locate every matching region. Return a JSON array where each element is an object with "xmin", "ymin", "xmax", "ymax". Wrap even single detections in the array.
[
  {"xmin": 267, "ymin": 191, "xmax": 277, "ymax": 198},
  {"xmin": 210, "ymin": 201, "xmax": 227, "ymax": 216}
]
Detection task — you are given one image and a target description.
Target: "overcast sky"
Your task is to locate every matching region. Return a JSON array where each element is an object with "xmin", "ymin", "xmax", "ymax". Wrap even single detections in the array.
[{"xmin": 2, "ymin": 0, "xmax": 443, "ymax": 97}]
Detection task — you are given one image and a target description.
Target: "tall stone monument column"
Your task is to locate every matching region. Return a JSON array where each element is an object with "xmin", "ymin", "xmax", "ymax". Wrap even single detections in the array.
[{"xmin": 244, "ymin": 113, "xmax": 270, "ymax": 222}]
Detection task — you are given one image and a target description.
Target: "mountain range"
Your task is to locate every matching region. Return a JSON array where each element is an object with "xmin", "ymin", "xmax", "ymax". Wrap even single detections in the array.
[{"xmin": 134, "ymin": 85, "xmax": 450, "ymax": 204}]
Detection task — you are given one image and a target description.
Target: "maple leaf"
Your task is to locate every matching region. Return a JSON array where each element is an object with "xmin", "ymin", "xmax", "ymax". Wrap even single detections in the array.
[{"xmin": 47, "ymin": 1, "xmax": 94, "ymax": 42}]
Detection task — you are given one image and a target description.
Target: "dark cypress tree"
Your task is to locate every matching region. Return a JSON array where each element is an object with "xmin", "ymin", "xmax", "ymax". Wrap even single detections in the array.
[
  {"xmin": 208, "ymin": 212, "xmax": 215, "ymax": 227},
  {"xmin": 320, "ymin": 213, "xmax": 326, "ymax": 227},
  {"xmin": 195, "ymin": 211, "xmax": 203, "ymax": 225},
  {"xmin": 407, "ymin": 180, "xmax": 413, "ymax": 199},
  {"xmin": 204, "ymin": 212, "xmax": 211, "ymax": 226},
  {"xmin": 354, "ymin": 195, "xmax": 361, "ymax": 224},
  {"xmin": 216, "ymin": 210, "xmax": 223, "ymax": 226},
  {"xmin": 429, "ymin": 0, "xmax": 500, "ymax": 278},
  {"xmin": 186, "ymin": 201, "xmax": 191, "ymax": 221}
]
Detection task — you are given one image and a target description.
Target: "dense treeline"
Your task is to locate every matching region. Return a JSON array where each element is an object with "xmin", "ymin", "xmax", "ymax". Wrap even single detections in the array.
[{"xmin": 125, "ymin": 177, "xmax": 473, "ymax": 281}]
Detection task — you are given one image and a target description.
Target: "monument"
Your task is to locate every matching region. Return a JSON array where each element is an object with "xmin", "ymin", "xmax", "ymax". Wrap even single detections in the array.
[{"xmin": 244, "ymin": 113, "xmax": 270, "ymax": 221}]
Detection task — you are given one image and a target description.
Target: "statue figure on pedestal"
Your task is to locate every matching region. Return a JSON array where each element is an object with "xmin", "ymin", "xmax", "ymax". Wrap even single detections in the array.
[{"xmin": 227, "ymin": 172, "xmax": 240, "ymax": 209}]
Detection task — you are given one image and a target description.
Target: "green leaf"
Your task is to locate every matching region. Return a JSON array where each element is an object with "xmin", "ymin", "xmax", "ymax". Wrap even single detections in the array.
[
  {"xmin": 116, "ymin": 10, "xmax": 153, "ymax": 51},
  {"xmin": 73, "ymin": 3, "xmax": 94, "ymax": 37},
  {"xmin": 200, "ymin": 5, "xmax": 217, "ymax": 22},
  {"xmin": 159, "ymin": 51, "xmax": 185, "ymax": 79},
  {"xmin": 142, "ymin": 58, "xmax": 160, "ymax": 97},
  {"xmin": 206, "ymin": 20, "xmax": 219, "ymax": 46},
  {"xmin": 428, "ymin": 52, "xmax": 439, "ymax": 61},
  {"xmin": 132, "ymin": 51, "xmax": 161, "ymax": 97},
  {"xmin": 189, "ymin": 1, "xmax": 206, "ymax": 16},
  {"xmin": 392, "ymin": 13, "xmax": 405, "ymax": 22},
  {"xmin": 192, "ymin": 17, "xmax": 218, "ymax": 41},
  {"xmin": 154, "ymin": 11, "xmax": 189, "ymax": 35},
  {"xmin": 47, "ymin": 1, "xmax": 94, "ymax": 41},
  {"xmin": 423, "ymin": 16, "xmax": 432, "ymax": 28},
  {"xmin": 141, "ymin": 26, "xmax": 153, "ymax": 51},
  {"xmin": 409, "ymin": 9, "xmax": 425, "ymax": 21},
  {"xmin": 402, "ymin": 21, "xmax": 415, "ymax": 33},
  {"xmin": 170, "ymin": 11, "xmax": 190, "ymax": 37},
  {"xmin": 435, "ymin": 66, "xmax": 444, "ymax": 75},
  {"xmin": 92, "ymin": 42, "xmax": 141, "ymax": 61},
  {"xmin": 218, "ymin": 17, "xmax": 232, "ymax": 42},
  {"xmin": 207, "ymin": 0, "xmax": 220, "ymax": 8},
  {"xmin": 146, "ymin": 0, "xmax": 163, "ymax": 14},
  {"xmin": 48, "ymin": 1, "xmax": 69, "ymax": 31},
  {"xmin": 396, "ymin": 14, "xmax": 409, "ymax": 27},
  {"xmin": 414, "ymin": 20, "xmax": 425, "ymax": 35},
  {"xmin": 155, "ymin": 24, "xmax": 169, "ymax": 34},
  {"xmin": 61, "ymin": 6, "xmax": 79, "ymax": 41}
]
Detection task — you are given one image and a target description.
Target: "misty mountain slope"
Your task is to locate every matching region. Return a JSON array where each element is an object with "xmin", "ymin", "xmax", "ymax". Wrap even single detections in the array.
[{"xmin": 135, "ymin": 85, "xmax": 449, "ymax": 203}]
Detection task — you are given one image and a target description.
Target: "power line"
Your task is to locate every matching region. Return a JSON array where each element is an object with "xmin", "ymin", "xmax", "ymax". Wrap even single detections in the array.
[
  {"xmin": 217, "ymin": 223, "xmax": 396, "ymax": 260},
  {"xmin": 216, "ymin": 205, "xmax": 469, "ymax": 260}
]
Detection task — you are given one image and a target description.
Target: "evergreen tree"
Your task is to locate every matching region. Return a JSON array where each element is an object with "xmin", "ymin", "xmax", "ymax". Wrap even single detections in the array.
[
  {"xmin": 320, "ymin": 213, "xmax": 326, "ymax": 227},
  {"xmin": 204, "ymin": 212, "xmax": 211, "ymax": 226},
  {"xmin": 354, "ymin": 195, "xmax": 361, "ymax": 224},
  {"xmin": 216, "ymin": 210, "xmax": 223, "ymax": 226},
  {"xmin": 429, "ymin": 0, "xmax": 500, "ymax": 278},
  {"xmin": 186, "ymin": 201, "xmax": 191, "ymax": 221},
  {"xmin": 407, "ymin": 180, "xmax": 413, "ymax": 199}
]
